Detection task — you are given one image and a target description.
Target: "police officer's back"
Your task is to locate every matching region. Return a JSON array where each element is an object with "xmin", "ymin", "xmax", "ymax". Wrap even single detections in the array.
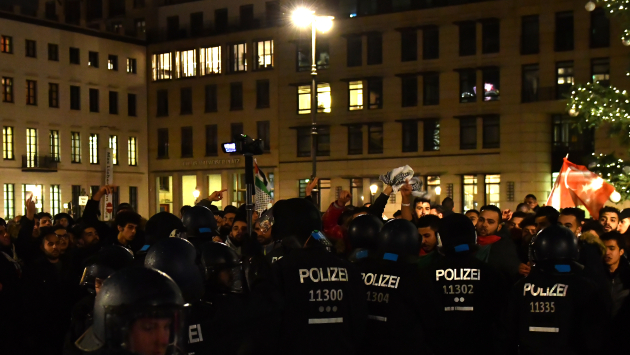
[
  {"xmin": 427, "ymin": 213, "xmax": 507, "ymax": 355},
  {"xmin": 352, "ymin": 216, "xmax": 435, "ymax": 355},
  {"xmin": 251, "ymin": 198, "xmax": 367, "ymax": 355},
  {"xmin": 508, "ymin": 225, "xmax": 607, "ymax": 355}
]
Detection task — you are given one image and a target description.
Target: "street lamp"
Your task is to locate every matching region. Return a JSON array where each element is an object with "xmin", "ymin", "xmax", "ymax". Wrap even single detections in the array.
[
  {"xmin": 370, "ymin": 184, "xmax": 378, "ymax": 203},
  {"xmin": 292, "ymin": 8, "xmax": 334, "ymax": 178}
]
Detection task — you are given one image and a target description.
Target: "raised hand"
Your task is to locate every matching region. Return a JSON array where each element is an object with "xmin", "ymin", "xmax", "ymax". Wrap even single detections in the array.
[{"xmin": 208, "ymin": 189, "xmax": 228, "ymax": 202}]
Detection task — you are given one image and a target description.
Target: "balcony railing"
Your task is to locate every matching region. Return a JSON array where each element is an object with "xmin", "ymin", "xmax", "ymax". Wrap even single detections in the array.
[{"xmin": 21, "ymin": 155, "xmax": 58, "ymax": 172}]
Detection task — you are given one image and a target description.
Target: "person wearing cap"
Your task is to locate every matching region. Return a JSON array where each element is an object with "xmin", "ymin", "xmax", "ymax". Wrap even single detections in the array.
[
  {"xmin": 54, "ymin": 213, "xmax": 74, "ymax": 229},
  {"xmin": 426, "ymin": 213, "xmax": 507, "ymax": 355}
]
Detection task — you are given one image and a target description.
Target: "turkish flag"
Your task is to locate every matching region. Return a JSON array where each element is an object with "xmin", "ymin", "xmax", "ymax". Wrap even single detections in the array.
[{"xmin": 547, "ymin": 157, "xmax": 615, "ymax": 219}]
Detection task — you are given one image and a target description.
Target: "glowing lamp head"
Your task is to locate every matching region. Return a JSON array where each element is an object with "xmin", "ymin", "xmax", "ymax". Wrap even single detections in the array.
[
  {"xmin": 435, "ymin": 186, "xmax": 442, "ymax": 196},
  {"xmin": 193, "ymin": 189, "xmax": 200, "ymax": 199},
  {"xmin": 370, "ymin": 184, "xmax": 378, "ymax": 195},
  {"xmin": 315, "ymin": 16, "xmax": 334, "ymax": 33},
  {"xmin": 292, "ymin": 8, "xmax": 314, "ymax": 27}
]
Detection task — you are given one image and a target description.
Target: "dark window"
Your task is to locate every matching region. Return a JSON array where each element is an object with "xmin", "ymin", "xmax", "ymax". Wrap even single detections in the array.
[
  {"xmin": 26, "ymin": 80, "xmax": 37, "ymax": 105},
  {"xmin": 205, "ymin": 84, "xmax": 218, "ymax": 112},
  {"xmin": 423, "ymin": 120, "xmax": 440, "ymax": 151},
  {"xmin": 555, "ymin": 11, "xmax": 574, "ymax": 52},
  {"xmin": 257, "ymin": 121, "xmax": 270, "ymax": 153},
  {"xmin": 129, "ymin": 186, "xmax": 138, "ymax": 212},
  {"xmin": 348, "ymin": 125, "xmax": 363, "ymax": 155},
  {"xmin": 297, "ymin": 127, "xmax": 329, "ymax": 157},
  {"xmin": 109, "ymin": 0, "xmax": 125, "ymax": 17},
  {"xmin": 181, "ymin": 126, "xmax": 193, "ymax": 157},
  {"xmin": 205, "ymin": 124, "xmax": 218, "ymax": 156},
  {"xmin": 423, "ymin": 73, "xmax": 440, "ymax": 105},
  {"xmin": 109, "ymin": 91, "xmax": 118, "ymax": 114},
  {"xmin": 367, "ymin": 33, "xmax": 382, "ymax": 65},
  {"xmin": 65, "ymin": 1, "xmax": 80, "ymax": 24},
  {"xmin": 347, "ymin": 35, "xmax": 362, "ymax": 67},
  {"xmin": 86, "ymin": 0, "xmax": 102, "ymax": 20},
  {"xmin": 522, "ymin": 64, "xmax": 539, "ymax": 103},
  {"xmin": 167, "ymin": 16, "xmax": 180, "ymax": 40},
  {"xmin": 423, "ymin": 27, "xmax": 439, "ymax": 60},
  {"xmin": 590, "ymin": 8, "xmax": 610, "ymax": 48},
  {"xmin": 482, "ymin": 20, "xmax": 500, "ymax": 54},
  {"xmin": 556, "ymin": 61, "xmax": 574, "ymax": 99},
  {"xmin": 521, "ymin": 15, "xmax": 539, "ymax": 54},
  {"xmin": 71, "ymin": 186, "xmax": 81, "ymax": 218},
  {"xmin": 157, "ymin": 128, "xmax": 169, "ymax": 158},
  {"xmin": 265, "ymin": 1, "xmax": 280, "ymax": 26},
  {"xmin": 316, "ymin": 126, "xmax": 330, "ymax": 156},
  {"xmin": 256, "ymin": 80, "xmax": 270, "ymax": 108},
  {"xmin": 70, "ymin": 86, "xmax": 80, "ymax": 110},
  {"xmin": 108, "ymin": 55, "xmax": 118, "ymax": 70},
  {"xmin": 401, "ymin": 76, "xmax": 418, "ymax": 107},
  {"xmin": 215, "ymin": 8, "xmax": 228, "ymax": 33},
  {"xmin": 459, "ymin": 22, "xmax": 476, "ymax": 56},
  {"xmin": 89, "ymin": 88, "xmax": 99, "ymax": 112},
  {"xmin": 88, "ymin": 51, "xmax": 99, "ymax": 68},
  {"xmin": 400, "ymin": 30, "xmax": 417, "ymax": 62},
  {"xmin": 592, "ymin": 58, "xmax": 610, "ymax": 87},
  {"xmin": 368, "ymin": 123, "xmax": 383, "ymax": 154},
  {"xmin": 459, "ymin": 69, "xmax": 477, "ymax": 103},
  {"xmin": 230, "ymin": 82, "xmax": 243, "ymax": 110},
  {"xmin": 231, "ymin": 122, "xmax": 243, "ymax": 140},
  {"xmin": 552, "ymin": 115, "xmax": 595, "ymax": 162},
  {"xmin": 240, "ymin": 4, "xmax": 254, "ymax": 29},
  {"xmin": 135, "ymin": 18, "xmax": 146, "ymax": 35},
  {"xmin": 48, "ymin": 43, "xmax": 58, "ymax": 61},
  {"xmin": 69, "ymin": 47, "xmax": 80, "ymax": 64},
  {"xmin": 133, "ymin": 0, "xmax": 145, "ymax": 9},
  {"xmin": 1, "ymin": 77, "xmax": 12, "ymax": 103},
  {"xmin": 460, "ymin": 117, "xmax": 477, "ymax": 150},
  {"xmin": 368, "ymin": 78, "xmax": 383, "ymax": 109},
  {"xmin": 401, "ymin": 121, "xmax": 418, "ymax": 152},
  {"xmin": 482, "ymin": 116, "xmax": 500, "ymax": 148},
  {"xmin": 157, "ymin": 89, "xmax": 168, "ymax": 116},
  {"xmin": 128, "ymin": 93, "xmax": 137, "ymax": 116},
  {"xmin": 45, "ymin": 1, "xmax": 57, "ymax": 20},
  {"xmin": 48, "ymin": 83, "xmax": 59, "ymax": 108},
  {"xmin": 25, "ymin": 40, "xmax": 36, "ymax": 58},
  {"xmin": 297, "ymin": 40, "xmax": 330, "ymax": 71},
  {"xmin": 482, "ymin": 68, "xmax": 500, "ymax": 101},
  {"xmin": 180, "ymin": 87, "xmax": 192, "ymax": 115},
  {"xmin": 190, "ymin": 12, "xmax": 204, "ymax": 36}
]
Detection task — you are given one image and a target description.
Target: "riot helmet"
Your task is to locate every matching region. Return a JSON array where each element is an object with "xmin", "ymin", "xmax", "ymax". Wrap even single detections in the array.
[
  {"xmin": 379, "ymin": 219, "xmax": 419, "ymax": 256},
  {"xmin": 347, "ymin": 214, "xmax": 383, "ymax": 251},
  {"xmin": 145, "ymin": 238, "xmax": 204, "ymax": 302},
  {"xmin": 200, "ymin": 242, "xmax": 243, "ymax": 294},
  {"xmin": 531, "ymin": 224, "xmax": 579, "ymax": 264},
  {"xmin": 79, "ymin": 245, "xmax": 134, "ymax": 294},
  {"xmin": 272, "ymin": 198, "xmax": 322, "ymax": 246},
  {"xmin": 438, "ymin": 213, "xmax": 477, "ymax": 254},
  {"xmin": 81, "ymin": 267, "xmax": 185, "ymax": 354},
  {"xmin": 182, "ymin": 205, "xmax": 218, "ymax": 237},
  {"xmin": 145, "ymin": 212, "xmax": 184, "ymax": 246}
]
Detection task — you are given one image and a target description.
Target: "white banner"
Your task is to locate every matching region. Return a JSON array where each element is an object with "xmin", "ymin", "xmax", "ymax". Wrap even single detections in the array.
[{"xmin": 103, "ymin": 148, "xmax": 114, "ymax": 221}]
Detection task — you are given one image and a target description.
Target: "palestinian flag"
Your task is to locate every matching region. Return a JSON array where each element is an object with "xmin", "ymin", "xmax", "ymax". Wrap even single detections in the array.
[{"xmin": 255, "ymin": 159, "xmax": 273, "ymax": 213}]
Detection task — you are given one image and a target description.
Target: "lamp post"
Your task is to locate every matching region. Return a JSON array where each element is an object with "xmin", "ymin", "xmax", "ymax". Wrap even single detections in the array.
[{"xmin": 292, "ymin": 9, "xmax": 334, "ymax": 178}]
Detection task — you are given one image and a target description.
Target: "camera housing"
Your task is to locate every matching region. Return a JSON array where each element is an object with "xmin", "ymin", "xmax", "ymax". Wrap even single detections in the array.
[{"xmin": 222, "ymin": 134, "xmax": 264, "ymax": 156}]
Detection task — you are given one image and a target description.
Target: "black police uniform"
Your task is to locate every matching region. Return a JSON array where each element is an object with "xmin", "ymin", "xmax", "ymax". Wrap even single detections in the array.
[
  {"xmin": 257, "ymin": 242, "xmax": 367, "ymax": 355},
  {"xmin": 428, "ymin": 253, "xmax": 507, "ymax": 355},
  {"xmin": 355, "ymin": 254, "xmax": 435, "ymax": 354}
]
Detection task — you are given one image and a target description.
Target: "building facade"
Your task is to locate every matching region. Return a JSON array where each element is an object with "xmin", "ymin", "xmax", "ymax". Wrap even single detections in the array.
[{"xmin": 0, "ymin": 11, "xmax": 149, "ymax": 219}]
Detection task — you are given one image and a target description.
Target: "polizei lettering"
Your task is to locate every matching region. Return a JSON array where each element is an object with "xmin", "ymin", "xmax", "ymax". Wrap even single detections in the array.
[
  {"xmin": 299, "ymin": 267, "xmax": 349, "ymax": 283},
  {"xmin": 361, "ymin": 273, "xmax": 401, "ymax": 289},
  {"xmin": 435, "ymin": 268, "xmax": 481, "ymax": 281},
  {"xmin": 523, "ymin": 283, "xmax": 569, "ymax": 297}
]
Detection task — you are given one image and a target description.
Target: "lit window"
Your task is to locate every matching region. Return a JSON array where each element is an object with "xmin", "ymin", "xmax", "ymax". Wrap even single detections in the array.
[
  {"xmin": 4, "ymin": 183, "xmax": 14, "ymax": 219},
  {"xmin": 108, "ymin": 55, "xmax": 118, "ymax": 70},
  {"xmin": 556, "ymin": 61, "xmax": 574, "ymax": 99},
  {"xmin": 50, "ymin": 185, "xmax": 60, "ymax": 216},
  {"xmin": 231, "ymin": 43, "xmax": 247, "ymax": 72},
  {"xmin": 2, "ymin": 77, "xmax": 13, "ymax": 103},
  {"xmin": 26, "ymin": 80, "xmax": 37, "ymax": 105},
  {"xmin": 71, "ymin": 132, "xmax": 81, "ymax": 163},
  {"xmin": 89, "ymin": 133, "xmax": 99, "ymax": 164},
  {"xmin": 200, "ymin": 46, "xmax": 221, "ymax": 75},
  {"xmin": 49, "ymin": 130, "xmax": 59, "ymax": 162},
  {"xmin": 348, "ymin": 81, "xmax": 363, "ymax": 110},
  {"xmin": 462, "ymin": 175, "xmax": 478, "ymax": 212},
  {"xmin": 255, "ymin": 40, "xmax": 273, "ymax": 69},
  {"xmin": 109, "ymin": 135, "xmax": 118, "ymax": 165},
  {"xmin": 426, "ymin": 176, "xmax": 441, "ymax": 200},
  {"xmin": 3, "ymin": 126, "xmax": 13, "ymax": 160},
  {"xmin": 127, "ymin": 58, "xmax": 137, "ymax": 74},
  {"xmin": 175, "ymin": 49, "xmax": 197, "ymax": 78},
  {"xmin": 1, "ymin": 36, "xmax": 12, "ymax": 53},
  {"xmin": 152, "ymin": 53, "xmax": 172, "ymax": 80},
  {"xmin": 592, "ymin": 58, "xmax": 610, "ymax": 87},
  {"xmin": 128, "ymin": 137, "xmax": 137, "ymax": 166},
  {"xmin": 26, "ymin": 128, "xmax": 37, "ymax": 168},
  {"xmin": 297, "ymin": 83, "xmax": 332, "ymax": 114},
  {"xmin": 485, "ymin": 174, "xmax": 500, "ymax": 208}
]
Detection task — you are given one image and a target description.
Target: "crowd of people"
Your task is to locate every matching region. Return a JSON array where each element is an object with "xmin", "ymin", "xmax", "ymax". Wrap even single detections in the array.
[{"xmin": 0, "ymin": 180, "xmax": 627, "ymax": 355}]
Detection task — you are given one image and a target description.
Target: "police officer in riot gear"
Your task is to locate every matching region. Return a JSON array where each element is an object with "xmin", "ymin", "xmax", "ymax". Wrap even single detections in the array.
[
  {"xmin": 427, "ymin": 213, "xmax": 507, "ymax": 355},
  {"xmin": 346, "ymin": 214, "xmax": 383, "ymax": 262},
  {"xmin": 182, "ymin": 205, "xmax": 219, "ymax": 250},
  {"xmin": 508, "ymin": 225, "xmax": 607, "ymax": 354},
  {"xmin": 76, "ymin": 267, "xmax": 186, "ymax": 355},
  {"xmin": 249, "ymin": 198, "xmax": 367, "ymax": 355},
  {"xmin": 353, "ymin": 218, "xmax": 436, "ymax": 354}
]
